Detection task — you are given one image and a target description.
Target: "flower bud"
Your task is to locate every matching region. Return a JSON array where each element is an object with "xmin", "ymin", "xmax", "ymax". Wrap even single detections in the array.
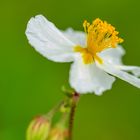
[
  {"xmin": 26, "ymin": 115, "xmax": 51, "ymax": 140},
  {"xmin": 47, "ymin": 124, "xmax": 69, "ymax": 140}
]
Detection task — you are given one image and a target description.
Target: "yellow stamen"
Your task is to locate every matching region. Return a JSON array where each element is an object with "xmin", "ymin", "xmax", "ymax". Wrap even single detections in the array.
[
  {"xmin": 74, "ymin": 18, "xmax": 124, "ymax": 64},
  {"xmin": 94, "ymin": 54, "xmax": 103, "ymax": 64},
  {"xmin": 74, "ymin": 46, "xmax": 94, "ymax": 64}
]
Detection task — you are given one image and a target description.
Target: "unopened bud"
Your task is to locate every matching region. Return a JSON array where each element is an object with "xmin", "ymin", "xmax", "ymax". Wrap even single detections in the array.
[
  {"xmin": 26, "ymin": 115, "xmax": 51, "ymax": 140},
  {"xmin": 47, "ymin": 124, "xmax": 69, "ymax": 140}
]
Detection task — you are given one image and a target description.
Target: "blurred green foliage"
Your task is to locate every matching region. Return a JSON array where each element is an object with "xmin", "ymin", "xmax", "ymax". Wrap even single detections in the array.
[{"xmin": 0, "ymin": 0, "xmax": 140, "ymax": 140}]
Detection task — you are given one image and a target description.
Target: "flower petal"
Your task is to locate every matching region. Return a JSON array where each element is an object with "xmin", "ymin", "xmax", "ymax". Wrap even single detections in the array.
[
  {"xmin": 26, "ymin": 15, "xmax": 76, "ymax": 62},
  {"xmin": 96, "ymin": 62, "xmax": 140, "ymax": 88},
  {"xmin": 99, "ymin": 45, "xmax": 125, "ymax": 65},
  {"xmin": 116, "ymin": 65, "xmax": 140, "ymax": 77},
  {"xmin": 62, "ymin": 28, "xmax": 86, "ymax": 47},
  {"xmin": 69, "ymin": 55, "xmax": 116, "ymax": 95}
]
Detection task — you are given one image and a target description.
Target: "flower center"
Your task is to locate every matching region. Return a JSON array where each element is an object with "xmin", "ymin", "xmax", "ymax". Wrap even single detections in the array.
[{"xmin": 74, "ymin": 18, "xmax": 124, "ymax": 64}]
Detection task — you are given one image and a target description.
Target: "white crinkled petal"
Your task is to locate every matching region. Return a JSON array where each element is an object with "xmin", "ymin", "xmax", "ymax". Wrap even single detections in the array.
[
  {"xmin": 26, "ymin": 15, "xmax": 76, "ymax": 62},
  {"xmin": 99, "ymin": 45, "xmax": 125, "ymax": 65},
  {"xmin": 62, "ymin": 28, "xmax": 86, "ymax": 47},
  {"xmin": 116, "ymin": 65, "xmax": 140, "ymax": 77},
  {"xmin": 96, "ymin": 62, "xmax": 140, "ymax": 88},
  {"xmin": 69, "ymin": 54, "xmax": 116, "ymax": 95}
]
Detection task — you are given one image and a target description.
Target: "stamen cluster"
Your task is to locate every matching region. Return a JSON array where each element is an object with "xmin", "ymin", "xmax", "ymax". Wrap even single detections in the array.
[{"xmin": 75, "ymin": 18, "xmax": 123, "ymax": 64}]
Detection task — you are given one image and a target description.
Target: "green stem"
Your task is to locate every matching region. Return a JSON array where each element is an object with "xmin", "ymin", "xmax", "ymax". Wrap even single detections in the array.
[{"xmin": 46, "ymin": 100, "xmax": 65, "ymax": 119}]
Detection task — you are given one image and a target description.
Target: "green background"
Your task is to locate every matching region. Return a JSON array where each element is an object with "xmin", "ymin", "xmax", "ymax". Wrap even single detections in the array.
[{"xmin": 0, "ymin": 0, "xmax": 140, "ymax": 140}]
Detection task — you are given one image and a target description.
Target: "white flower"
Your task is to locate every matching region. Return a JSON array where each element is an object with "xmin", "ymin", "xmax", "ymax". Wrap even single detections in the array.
[{"xmin": 25, "ymin": 15, "xmax": 140, "ymax": 95}]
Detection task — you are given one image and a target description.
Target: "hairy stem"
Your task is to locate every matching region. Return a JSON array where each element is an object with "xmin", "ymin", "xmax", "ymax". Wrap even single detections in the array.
[{"xmin": 69, "ymin": 92, "xmax": 80, "ymax": 140}]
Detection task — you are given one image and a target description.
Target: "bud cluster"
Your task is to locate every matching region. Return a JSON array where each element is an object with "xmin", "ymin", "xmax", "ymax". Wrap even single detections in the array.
[{"xmin": 26, "ymin": 89, "xmax": 80, "ymax": 140}]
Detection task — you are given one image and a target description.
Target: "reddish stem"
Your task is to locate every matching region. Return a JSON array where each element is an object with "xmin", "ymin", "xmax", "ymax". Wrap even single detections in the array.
[{"xmin": 69, "ymin": 92, "xmax": 80, "ymax": 140}]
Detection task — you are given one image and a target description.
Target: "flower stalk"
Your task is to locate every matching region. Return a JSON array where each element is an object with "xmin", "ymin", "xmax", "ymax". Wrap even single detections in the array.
[{"xmin": 68, "ymin": 92, "xmax": 80, "ymax": 140}]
